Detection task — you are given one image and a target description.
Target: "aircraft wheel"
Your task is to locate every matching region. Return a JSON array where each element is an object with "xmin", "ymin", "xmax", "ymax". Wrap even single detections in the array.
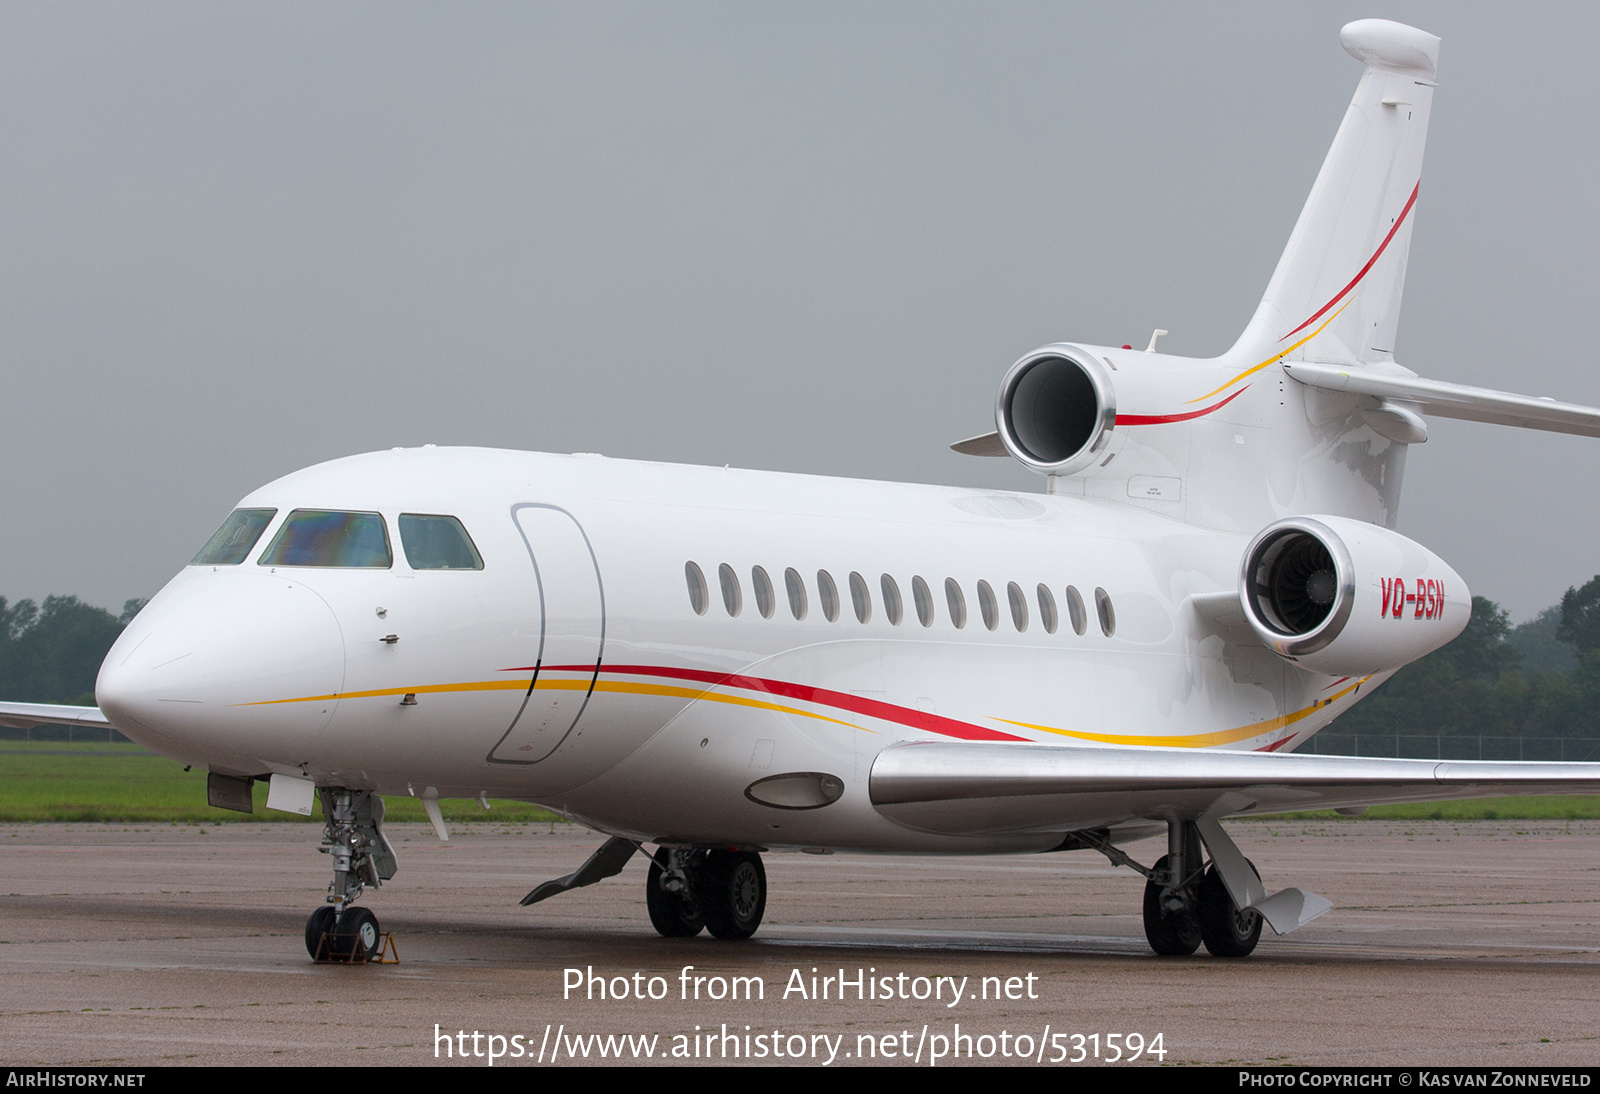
[
  {"xmin": 1141, "ymin": 855, "xmax": 1201, "ymax": 956},
  {"xmin": 647, "ymin": 849, "xmax": 705, "ymax": 937},
  {"xmin": 1198, "ymin": 862, "xmax": 1262, "ymax": 958},
  {"xmin": 305, "ymin": 905, "xmax": 337, "ymax": 960},
  {"xmin": 701, "ymin": 850, "xmax": 766, "ymax": 940},
  {"xmin": 329, "ymin": 907, "xmax": 383, "ymax": 962}
]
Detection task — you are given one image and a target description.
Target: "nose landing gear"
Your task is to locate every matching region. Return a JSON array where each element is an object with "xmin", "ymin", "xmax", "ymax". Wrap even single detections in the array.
[{"xmin": 304, "ymin": 787, "xmax": 399, "ymax": 962}]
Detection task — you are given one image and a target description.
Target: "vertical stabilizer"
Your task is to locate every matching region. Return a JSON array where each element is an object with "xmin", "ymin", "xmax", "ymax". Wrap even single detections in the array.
[{"xmin": 1233, "ymin": 20, "xmax": 1439, "ymax": 367}]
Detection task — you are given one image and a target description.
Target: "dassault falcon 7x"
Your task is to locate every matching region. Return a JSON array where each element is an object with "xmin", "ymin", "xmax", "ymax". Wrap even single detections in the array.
[{"xmin": 7, "ymin": 19, "xmax": 1600, "ymax": 961}]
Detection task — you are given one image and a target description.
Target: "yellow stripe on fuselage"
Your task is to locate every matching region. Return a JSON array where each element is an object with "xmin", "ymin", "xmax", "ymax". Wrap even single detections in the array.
[
  {"xmin": 240, "ymin": 669, "xmax": 1364, "ymax": 749},
  {"xmin": 240, "ymin": 673, "xmax": 872, "ymax": 733},
  {"xmin": 995, "ymin": 677, "xmax": 1366, "ymax": 748}
]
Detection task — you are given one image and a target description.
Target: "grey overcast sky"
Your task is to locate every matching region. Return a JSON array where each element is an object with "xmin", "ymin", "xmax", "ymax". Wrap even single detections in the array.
[{"xmin": 1, "ymin": 2, "xmax": 1596, "ymax": 621}]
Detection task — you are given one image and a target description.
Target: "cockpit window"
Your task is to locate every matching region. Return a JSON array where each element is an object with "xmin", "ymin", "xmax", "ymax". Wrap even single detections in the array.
[
  {"xmin": 258, "ymin": 510, "xmax": 392, "ymax": 568},
  {"xmin": 399, "ymin": 514, "xmax": 484, "ymax": 570},
  {"xmin": 192, "ymin": 508, "xmax": 277, "ymax": 566}
]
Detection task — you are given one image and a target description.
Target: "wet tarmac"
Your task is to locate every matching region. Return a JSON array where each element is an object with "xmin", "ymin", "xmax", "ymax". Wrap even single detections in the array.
[{"xmin": 1, "ymin": 819, "xmax": 1597, "ymax": 1066}]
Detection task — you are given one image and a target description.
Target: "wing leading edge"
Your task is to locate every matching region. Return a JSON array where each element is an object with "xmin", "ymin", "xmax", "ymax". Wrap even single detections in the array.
[
  {"xmin": 0, "ymin": 702, "xmax": 111, "ymax": 731},
  {"xmin": 869, "ymin": 740, "xmax": 1600, "ymax": 837}
]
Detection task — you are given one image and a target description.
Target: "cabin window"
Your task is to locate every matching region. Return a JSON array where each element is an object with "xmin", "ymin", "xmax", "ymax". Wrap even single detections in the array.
[
  {"xmin": 785, "ymin": 567, "xmax": 808, "ymax": 620},
  {"xmin": 259, "ymin": 510, "xmax": 392, "ymax": 568},
  {"xmin": 849, "ymin": 571, "xmax": 872, "ymax": 624},
  {"xmin": 752, "ymin": 565, "xmax": 775, "ymax": 619},
  {"xmin": 817, "ymin": 570, "xmax": 840, "ymax": 622},
  {"xmin": 399, "ymin": 514, "xmax": 484, "ymax": 570},
  {"xmin": 1066, "ymin": 585, "xmax": 1087, "ymax": 635},
  {"xmin": 1095, "ymin": 587, "xmax": 1116, "ymax": 637},
  {"xmin": 719, "ymin": 563, "xmax": 743, "ymax": 617},
  {"xmin": 192, "ymin": 508, "xmax": 276, "ymax": 566},
  {"xmin": 944, "ymin": 578, "xmax": 967, "ymax": 629},
  {"xmin": 1037, "ymin": 584, "xmax": 1059, "ymax": 634},
  {"xmin": 977, "ymin": 580, "xmax": 999, "ymax": 631},
  {"xmin": 685, "ymin": 562, "xmax": 708, "ymax": 615},
  {"xmin": 881, "ymin": 574, "xmax": 903, "ymax": 626},
  {"xmin": 1007, "ymin": 581, "xmax": 1028, "ymax": 632},
  {"xmin": 912, "ymin": 576, "xmax": 934, "ymax": 627}
]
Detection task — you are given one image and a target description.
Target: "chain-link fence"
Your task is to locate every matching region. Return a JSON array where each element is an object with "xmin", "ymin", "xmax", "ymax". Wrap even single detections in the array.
[
  {"xmin": 1303, "ymin": 734, "xmax": 1600, "ymax": 762},
  {"xmin": 0, "ymin": 724, "xmax": 132, "ymax": 745}
]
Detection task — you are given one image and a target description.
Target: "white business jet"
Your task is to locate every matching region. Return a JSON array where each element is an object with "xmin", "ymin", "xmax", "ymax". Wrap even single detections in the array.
[{"xmin": 6, "ymin": 19, "xmax": 1600, "ymax": 961}]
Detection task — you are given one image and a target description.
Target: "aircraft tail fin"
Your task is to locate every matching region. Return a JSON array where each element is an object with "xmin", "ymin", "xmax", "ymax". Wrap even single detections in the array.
[{"xmin": 1232, "ymin": 20, "xmax": 1440, "ymax": 368}]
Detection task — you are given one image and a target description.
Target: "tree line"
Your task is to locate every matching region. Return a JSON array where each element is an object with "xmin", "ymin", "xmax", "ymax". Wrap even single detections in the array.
[
  {"xmin": 0, "ymin": 596, "xmax": 146, "ymax": 706},
  {"xmin": 1325, "ymin": 577, "xmax": 1600, "ymax": 741}
]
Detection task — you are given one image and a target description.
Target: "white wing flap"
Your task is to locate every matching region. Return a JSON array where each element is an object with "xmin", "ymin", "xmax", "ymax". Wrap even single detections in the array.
[
  {"xmin": 0, "ymin": 702, "xmax": 112, "ymax": 731},
  {"xmin": 869, "ymin": 741, "xmax": 1600, "ymax": 836},
  {"xmin": 1284, "ymin": 362, "xmax": 1600, "ymax": 438}
]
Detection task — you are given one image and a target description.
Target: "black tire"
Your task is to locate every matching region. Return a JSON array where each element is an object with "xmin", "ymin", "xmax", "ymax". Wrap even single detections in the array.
[
  {"xmin": 305, "ymin": 905, "xmax": 337, "ymax": 960},
  {"xmin": 1198, "ymin": 862, "xmax": 1263, "ymax": 958},
  {"xmin": 646, "ymin": 849, "xmax": 705, "ymax": 938},
  {"xmin": 700, "ymin": 850, "xmax": 766, "ymax": 940},
  {"xmin": 1141, "ymin": 854, "xmax": 1201, "ymax": 956},
  {"xmin": 329, "ymin": 906, "xmax": 382, "ymax": 962}
]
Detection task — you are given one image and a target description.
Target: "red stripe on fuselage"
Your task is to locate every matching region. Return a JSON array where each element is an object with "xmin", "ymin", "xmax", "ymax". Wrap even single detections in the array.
[
  {"xmin": 1116, "ymin": 386, "xmax": 1248, "ymax": 426},
  {"xmin": 516, "ymin": 662, "xmax": 1030, "ymax": 742}
]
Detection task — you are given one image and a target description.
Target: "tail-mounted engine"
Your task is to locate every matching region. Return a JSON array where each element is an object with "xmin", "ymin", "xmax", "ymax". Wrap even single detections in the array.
[
  {"xmin": 1239, "ymin": 515, "xmax": 1469, "ymax": 676},
  {"xmin": 995, "ymin": 344, "xmax": 1117, "ymax": 476}
]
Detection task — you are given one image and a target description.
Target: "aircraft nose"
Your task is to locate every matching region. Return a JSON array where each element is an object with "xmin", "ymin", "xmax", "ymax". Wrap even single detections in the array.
[{"xmin": 97, "ymin": 571, "xmax": 345, "ymax": 771}]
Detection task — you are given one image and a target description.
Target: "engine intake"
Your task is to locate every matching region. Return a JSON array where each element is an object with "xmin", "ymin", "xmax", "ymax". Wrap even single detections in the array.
[
  {"xmin": 1239, "ymin": 516, "xmax": 1468, "ymax": 676},
  {"xmin": 995, "ymin": 345, "xmax": 1116, "ymax": 476}
]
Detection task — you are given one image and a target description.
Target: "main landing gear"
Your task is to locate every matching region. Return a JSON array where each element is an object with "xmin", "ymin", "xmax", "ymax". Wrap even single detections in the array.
[
  {"xmin": 304, "ymin": 788, "xmax": 398, "ymax": 962},
  {"xmin": 647, "ymin": 848, "xmax": 767, "ymax": 940},
  {"xmin": 1075, "ymin": 820, "xmax": 1265, "ymax": 958},
  {"xmin": 521, "ymin": 838, "xmax": 769, "ymax": 941},
  {"xmin": 1136, "ymin": 822, "xmax": 1262, "ymax": 957}
]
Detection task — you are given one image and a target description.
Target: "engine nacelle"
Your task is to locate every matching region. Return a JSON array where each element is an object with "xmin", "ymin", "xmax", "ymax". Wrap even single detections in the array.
[
  {"xmin": 994, "ymin": 344, "xmax": 1116, "ymax": 476},
  {"xmin": 1239, "ymin": 515, "xmax": 1469, "ymax": 676}
]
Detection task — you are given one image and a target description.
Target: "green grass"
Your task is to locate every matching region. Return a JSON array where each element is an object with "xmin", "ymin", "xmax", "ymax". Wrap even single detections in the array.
[
  {"xmin": 0, "ymin": 741, "xmax": 563, "ymax": 824},
  {"xmin": 1253, "ymin": 797, "xmax": 1600, "ymax": 821}
]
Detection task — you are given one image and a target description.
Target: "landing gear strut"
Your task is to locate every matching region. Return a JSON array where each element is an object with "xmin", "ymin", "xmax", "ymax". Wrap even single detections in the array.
[
  {"xmin": 1141, "ymin": 822, "xmax": 1204, "ymax": 956},
  {"xmin": 1075, "ymin": 820, "xmax": 1269, "ymax": 958},
  {"xmin": 645, "ymin": 847, "xmax": 767, "ymax": 940},
  {"xmin": 304, "ymin": 788, "xmax": 398, "ymax": 961},
  {"xmin": 646, "ymin": 849, "xmax": 706, "ymax": 937}
]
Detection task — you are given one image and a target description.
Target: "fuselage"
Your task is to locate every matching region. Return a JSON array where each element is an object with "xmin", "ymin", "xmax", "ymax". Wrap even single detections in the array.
[{"xmin": 97, "ymin": 445, "xmax": 1369, "ymax": 853}]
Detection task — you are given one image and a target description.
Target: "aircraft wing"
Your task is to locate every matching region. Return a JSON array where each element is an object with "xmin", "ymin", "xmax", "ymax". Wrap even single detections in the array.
[
  {"xmin": 0, "ymin": 702, "xmax": 113, "ymax": 731},
  {"xmin": 1283, "ymin": 362, "xmax": 1600, "ymax": 437},
  {"xmin": 869, "ymin": 740, "xmax": 1600, "ymax": 836}
]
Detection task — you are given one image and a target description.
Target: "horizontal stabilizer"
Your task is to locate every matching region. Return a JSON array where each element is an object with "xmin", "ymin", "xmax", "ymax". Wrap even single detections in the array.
[
  {"xmin": 0, "ymin": 702, "xmax": 112, "ymax": 731},
  {"xmin": 950, "ymin": 431, "xmax": 1008, "ymax": 457},
  {"xmin": 1285, "ymin": 363, "xmax": 1600, "ymax": 439}
]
